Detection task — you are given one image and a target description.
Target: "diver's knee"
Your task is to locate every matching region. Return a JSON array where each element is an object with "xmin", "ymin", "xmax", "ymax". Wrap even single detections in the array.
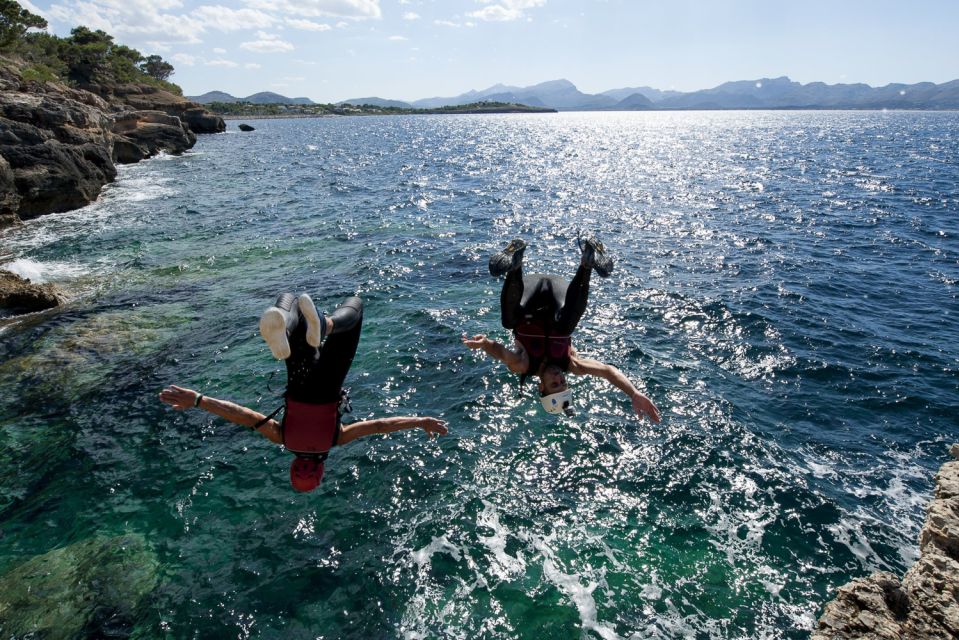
[{"xmin": 339, "ymin": 296, "xmax": 363, "ymax": 314}]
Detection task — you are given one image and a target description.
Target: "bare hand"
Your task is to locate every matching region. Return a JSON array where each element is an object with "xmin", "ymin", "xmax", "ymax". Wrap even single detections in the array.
[
  {"xmin": 159, "ymin": 384, "xmax": 199, "ymax": 411},
  {"xmin": 631, "ymin": 392, "xmax": 661, "ymax": 423},
  {"xmin": 462, "ymin": 334, "xmax": 487, "ymax": 350},
  {"xmin": 420, "ymin": 417, "xmax": 448, "ymax": 439}
]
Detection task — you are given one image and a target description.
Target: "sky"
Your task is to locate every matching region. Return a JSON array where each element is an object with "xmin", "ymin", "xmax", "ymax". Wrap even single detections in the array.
[{"xmin": 21, "ymin": 0, "xmax": 959, "ymax": 102}]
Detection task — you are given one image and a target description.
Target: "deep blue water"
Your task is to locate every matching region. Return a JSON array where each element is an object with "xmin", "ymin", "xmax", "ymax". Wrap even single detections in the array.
[{"xmin": 1, "ymin": 111, "xmax": 957, "ymax": 638}]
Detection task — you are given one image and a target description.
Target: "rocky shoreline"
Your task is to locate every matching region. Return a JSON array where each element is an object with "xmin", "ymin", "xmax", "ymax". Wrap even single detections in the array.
[
  {"xmin": 814, "ymin": 445, "xmax": 959, "ymax": 639},
  {"xmin": 0, "ymin": 56, "xmax": 223, "ymax": 230},
  {"xmin": 0, "ymin": 56, "xmax": 224, "ymax": 314}
]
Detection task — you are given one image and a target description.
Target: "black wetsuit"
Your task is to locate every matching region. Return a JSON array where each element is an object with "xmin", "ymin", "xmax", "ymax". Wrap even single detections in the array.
[
  {"xmin": 500, "ymin": 264, "xmax": 591, "ymax": 375},
  {"xmin": 273, "ymin": 293, "xmax": 363, "ymax": 405}
]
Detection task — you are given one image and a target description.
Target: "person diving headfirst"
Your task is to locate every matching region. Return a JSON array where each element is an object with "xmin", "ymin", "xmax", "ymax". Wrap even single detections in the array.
[
  {"xmin": 463, "ymin": 237, "xmax": 660, "ymax": 421},
  {"xmin": 160, "ymin": 293, "xmax": 447, "ymax": 492}
]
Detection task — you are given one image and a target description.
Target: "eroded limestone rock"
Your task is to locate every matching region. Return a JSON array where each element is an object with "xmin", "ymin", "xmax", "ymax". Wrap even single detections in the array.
[
  {"xmin": 0, "ymin": 269, "xmax": 64, "ymax": 313},
  {"xmin": 814, "ymin": 448, "xmax": 959, "ymax": 639}
]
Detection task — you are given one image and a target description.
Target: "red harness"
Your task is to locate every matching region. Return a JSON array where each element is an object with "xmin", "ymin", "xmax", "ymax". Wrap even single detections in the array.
[
  {"xmin": 515, "ymin": 319, "xmax": 571, "ymax": 374},
  {"xmin": 282, "ymin": 398, "xmax": 340, "ymax": 455}
]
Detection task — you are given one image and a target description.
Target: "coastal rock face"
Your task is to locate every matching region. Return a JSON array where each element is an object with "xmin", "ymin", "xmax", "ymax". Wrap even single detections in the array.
[
  {"xmin": 111, "ymin": 109, "xmax": 196, "ymax": 162},
  {"xmin": 0, "ymin": 533, "xmax": 158, "ymax": 639},
  {"xmin": 814, "ymin": 447, "xmax": 959, "ymax": 639},
  {"xmin": 0, "ymin": 269, "xmax": 64, "ymax": 313},
  {"xmin": 0, "ymin": 155, "xmax": 20, "ymax": 226},
  {"xmin": 0, "ymin": 77, "xmax": 117, "ymax": 220},
  {"xmin": 0, "ymin": 58, "xmax": 223, "ymax": 226},
  {"xmin": 107, "ymin": 82, "xmax": 226, "ymax": 134}
]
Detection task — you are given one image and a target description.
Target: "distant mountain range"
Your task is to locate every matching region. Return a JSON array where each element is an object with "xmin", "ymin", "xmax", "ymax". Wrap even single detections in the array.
[
  {"xmin": 188, "ymin": 90, "xmax": 314, "ymax": 105},
  {"xmin": 191, "ymin": 76, "xmax": 959, "ymax": 111}
]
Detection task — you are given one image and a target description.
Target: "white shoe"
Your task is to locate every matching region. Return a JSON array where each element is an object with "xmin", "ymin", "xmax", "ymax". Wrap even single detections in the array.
[
  {"xmin": 259, "ymin": 307, "xmax": 291, "ymax": 359},
  {"xmin": 298, "ymin": 294, "xmax": 326, "ymax": 347}
]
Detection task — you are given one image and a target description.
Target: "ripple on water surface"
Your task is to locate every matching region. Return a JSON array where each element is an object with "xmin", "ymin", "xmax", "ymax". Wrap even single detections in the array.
[{"xmin": 0, "ymin": 111, "xmax": 957, "ymax": 638}]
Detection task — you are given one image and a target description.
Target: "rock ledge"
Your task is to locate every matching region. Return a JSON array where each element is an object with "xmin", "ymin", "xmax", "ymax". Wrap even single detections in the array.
[{"xmin": 814, "ymin": 445, "xmax": 959, "ymax": 639}]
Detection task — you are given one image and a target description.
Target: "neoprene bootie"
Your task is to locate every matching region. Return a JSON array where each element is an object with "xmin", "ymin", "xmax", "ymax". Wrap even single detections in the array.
[
  {"xmin": 297, "ymin": 294, "xmax": 326, "ymax": 347},
  {"xmin": 260, "ymin": 293, "xmax": 297, "ymax": 359},
  {"xmin": 489, "ymin": 238, "xmax": 527, "ymax": 277},
  {"xmin": 579, "ymin": 236, "xmax": 614, "ymax": 278}
]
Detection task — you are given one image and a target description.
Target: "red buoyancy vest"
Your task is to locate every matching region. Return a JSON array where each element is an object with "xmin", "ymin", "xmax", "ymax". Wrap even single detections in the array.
[
  {"xmin": 283, "ymin": 398, "xmax": 340, "ymax": 455},
  {"xmin": 514, "ymin": 319, "xmax": 572, "ymax": 374}
]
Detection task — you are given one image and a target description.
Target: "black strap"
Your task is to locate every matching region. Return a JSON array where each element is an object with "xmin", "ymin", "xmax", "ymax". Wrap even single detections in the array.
[{"xmin": 252, "ymin": 403, "xmax": 284, "ymax": 430}]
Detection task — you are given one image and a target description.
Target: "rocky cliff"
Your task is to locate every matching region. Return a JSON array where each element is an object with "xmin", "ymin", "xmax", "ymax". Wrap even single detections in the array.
[
  {"xmin": 814, "ymin": 445, "xmax": 959, "ymax": 639},
  {"xmin": 0, "ymin": 56, "xmax": 224, "ymax": 229}
]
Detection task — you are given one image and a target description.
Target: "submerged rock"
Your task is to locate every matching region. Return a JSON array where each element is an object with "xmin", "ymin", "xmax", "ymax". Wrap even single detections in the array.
[
  {"xmin": 814, "ymin": 446, "xmax": 959, "ymax": 639},
  {"xmin": 0, "ymin": 533, "xmax": 158, "ymax": 639},
  {"xmin": 238, "ymin": 123, "xmax": 255, "ymax": 131},
  {"xmin": 0, "ymin": 269, "xmax": 64, "ymax": 313}
]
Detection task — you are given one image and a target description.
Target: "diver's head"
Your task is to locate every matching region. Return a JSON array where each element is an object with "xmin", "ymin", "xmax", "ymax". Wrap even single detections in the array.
[
  {"xmin": 539, "ymin": 365, "xmax": 575, "ymax": 416},
  {"xmin": 539, "ymin": 365, "xmax": 568, "ymax": 395},
  {"xmin": 290, "ymin": 455, "xmax": 325, "ymax": 492}
]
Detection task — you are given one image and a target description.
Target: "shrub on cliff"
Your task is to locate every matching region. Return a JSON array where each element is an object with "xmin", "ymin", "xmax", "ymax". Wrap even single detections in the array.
[
  {"xmin": 0, "ymin": 0, "xmax": 46, "ymax": 49},
  {"xmin": 1, "ymin": 2, "xmax": 182, "ymax": 95}
]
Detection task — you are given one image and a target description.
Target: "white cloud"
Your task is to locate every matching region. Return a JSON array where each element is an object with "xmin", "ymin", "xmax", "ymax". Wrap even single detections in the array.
[
  {"xmin": 47, "ymin": 0, "xmax": 202, "ymax": 44},
  {"xmin": 246, "ymin": 62, "xmax": 262, "ymax": 68},
  {"xmin": 240, "ymin": 31, "xmax": 295, "ymax": 52},
  {"xmin": 242, "ymin": 0, "xmax": 381, "ymax": 20},
  {"xmin": 213, "ymin": 47, "xmax": 227, "ymax": 53},
  {"xmin": 468, "ymin": 0, "xmax": 545, "ymax": 22},
  {"xmin": 387, "ymin": 35, "xmax": 407, "ymax": 41},
  {"xmin": 402, "ymin": 11, "xmax": 419, "ymax": 20},
  {"xmin": 434, "ymin": 19, "xmax": 460, "ymax": 27},
  {"xmin": 18, "ymin": 0, "xmax": 48, "ymax": 19},
  {"xmin": 192, "ymin": 5, "xmax": 276, "ymax": 31},
  {"xmin": 286, "ymin": 18, "xmax": 332, "ymax": 31},
  {"xmin": 171, "ymin": 52, "xmax": 196, "ymax": 65},
  {"xmin": 207, "ymin": 58, "xmax": 240, "ymax": 67}
]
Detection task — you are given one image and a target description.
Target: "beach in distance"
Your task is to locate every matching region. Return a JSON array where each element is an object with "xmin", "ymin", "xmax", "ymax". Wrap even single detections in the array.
[{"xmin": 1, "ymin": 110, "xmax": 957, "ymax": 638}]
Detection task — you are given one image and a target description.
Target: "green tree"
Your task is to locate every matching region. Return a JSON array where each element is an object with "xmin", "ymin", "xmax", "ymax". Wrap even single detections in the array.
[
  {"xmin": 110, "ymin": 43, "xmax": 143, "ymax": 82},
  {"xmin": 0, "ymin": 0, "xmax": 47, "ymax": 50},
  {"xmin": 62, "ymin": 26, "xmax": 113, "ymax": 82},
  {"xmin": 139, "ymin": 54, "xmax": 174, "ymax": 82}
]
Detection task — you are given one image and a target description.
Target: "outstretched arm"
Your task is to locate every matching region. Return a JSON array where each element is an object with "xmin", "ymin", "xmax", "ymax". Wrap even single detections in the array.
[
  {"xmin": 338, "ymin": 416, "xmax": 448, "ymax": 446},
  {"xmin": 462, "ymin": 334, "xmax": 527, "ymax": 374},
  {"xmin": 158, "ymin": 385, "xmax": 284, "ymax": 444},
  {"xmin": 568, "ymin": 358, "xmax": 661, "ymax": 422}
]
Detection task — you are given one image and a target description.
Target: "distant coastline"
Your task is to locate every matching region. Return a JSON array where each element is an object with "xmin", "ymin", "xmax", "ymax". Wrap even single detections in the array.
[
  {"xmin": 192, "ymin": 76, "xmax": 959, "ymax": 113},
  {"xmin": 210, "ymin": 101, "xmax": 556, "ymax": 118}
]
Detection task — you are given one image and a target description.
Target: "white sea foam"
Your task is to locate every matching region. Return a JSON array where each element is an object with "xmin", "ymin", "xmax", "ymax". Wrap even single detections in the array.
[
  {"xmin": 476, "ymin": 501, "xmax": 526, "ymax": 579},
  {"xmin": 532, "ymin": 535, "xmax": 621, "ymax": 640},
  {"xmin": 1, "ymin": 257, "xmax": 87, "ymax": 283},
  {"xmin": 828, "ymin": 517, "xmax": 893, "ymax": 572},
  {"xmin": 412, "ymin": 534, "xmax": 461, "ymax": 568}
]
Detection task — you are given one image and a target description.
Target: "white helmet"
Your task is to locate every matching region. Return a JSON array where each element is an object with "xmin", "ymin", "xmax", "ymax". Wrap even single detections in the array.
[{"xmin": 541, "ymin": 388, "xmax": 575, "ymax": 416}]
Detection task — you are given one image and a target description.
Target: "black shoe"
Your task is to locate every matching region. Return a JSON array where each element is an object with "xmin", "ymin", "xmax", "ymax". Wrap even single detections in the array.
[
  {"xmin": 489, "ymin": 238, "xmax": 527, "ymax": 277},
  {"xmin": 579, "ymin": 236, "xmax": 614, "ymax": 277}
]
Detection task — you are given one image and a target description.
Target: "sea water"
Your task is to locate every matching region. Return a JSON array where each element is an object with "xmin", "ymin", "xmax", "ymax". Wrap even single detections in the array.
[{"xmin": 0, "ymin": 111, "xmax": 957, "ymax": 638}]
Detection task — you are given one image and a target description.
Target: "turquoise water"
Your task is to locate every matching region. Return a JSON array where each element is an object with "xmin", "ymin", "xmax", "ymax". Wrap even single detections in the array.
[{"xmin": 1, "ymin": 111, "xmax": 957, "ymax": 638}]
